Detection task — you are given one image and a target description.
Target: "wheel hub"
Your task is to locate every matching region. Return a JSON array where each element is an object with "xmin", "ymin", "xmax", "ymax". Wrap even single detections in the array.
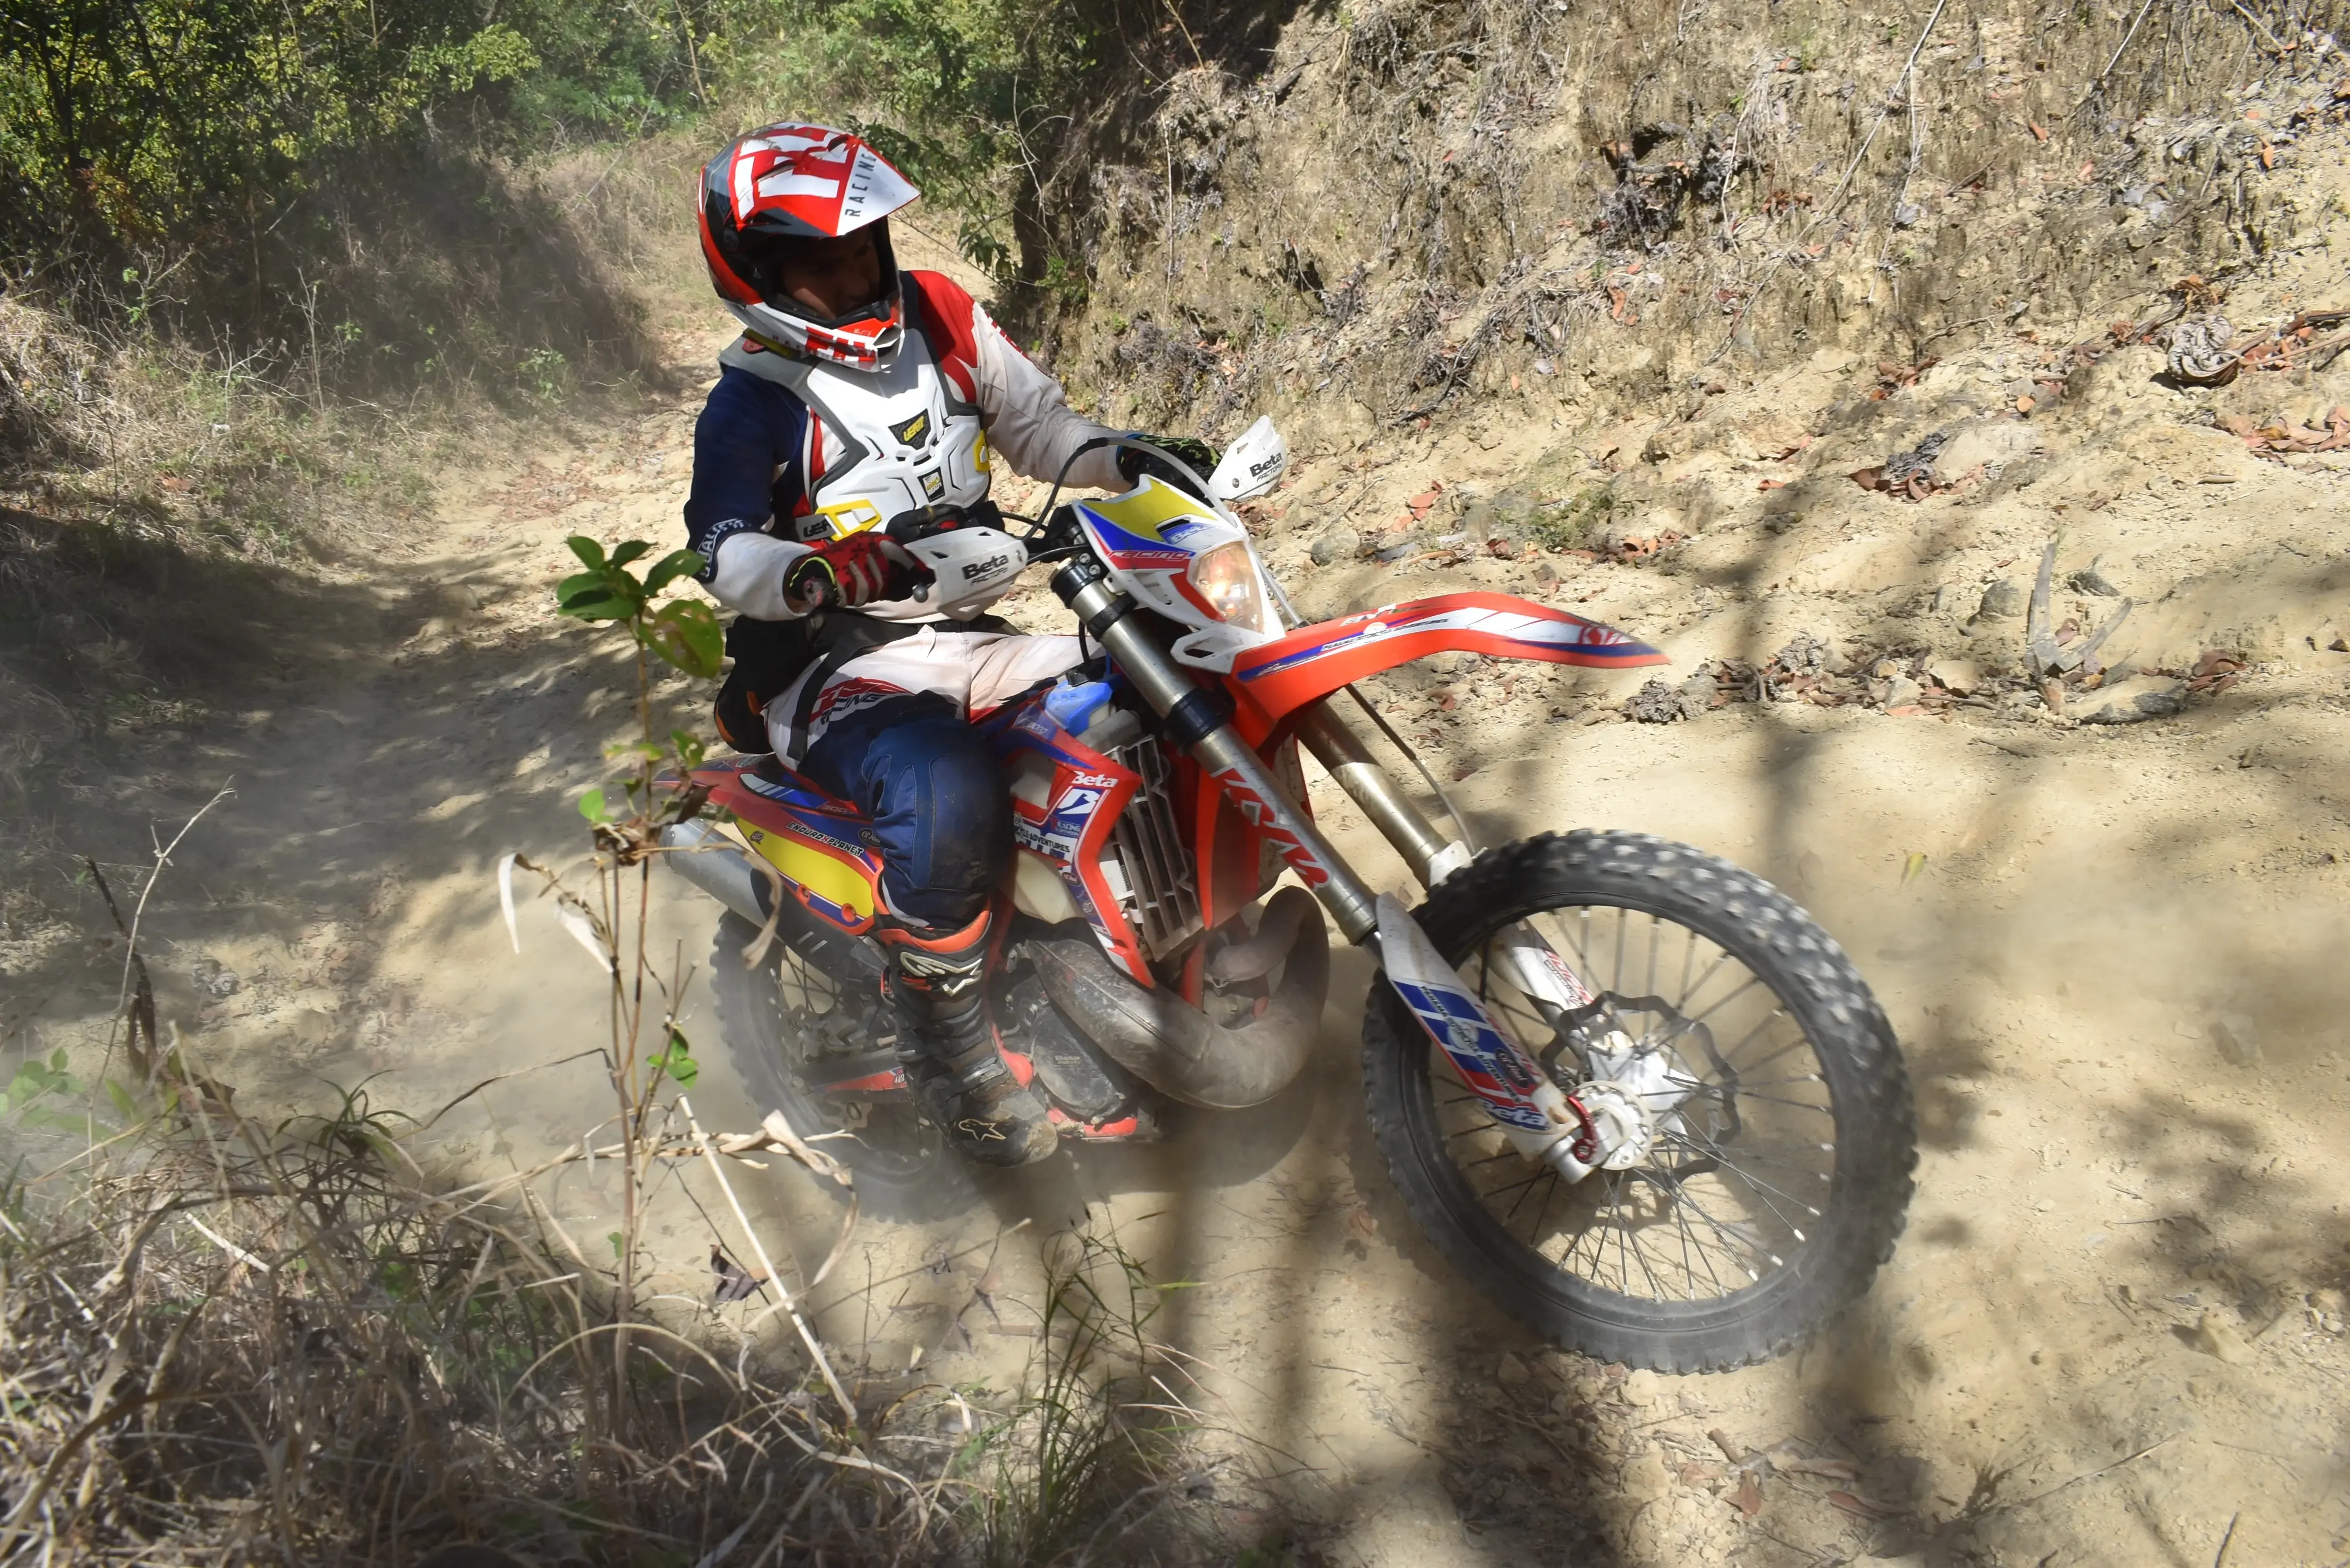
[{"xmin": 1565, "ymin": 1024, "xmax": 1706, "ymax": 1168}]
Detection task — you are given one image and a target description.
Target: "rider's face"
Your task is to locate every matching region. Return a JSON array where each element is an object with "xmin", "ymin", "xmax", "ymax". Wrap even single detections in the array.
[{"xmin": 777, "ymin": 229, "xmax": 883, "ymax": 319}]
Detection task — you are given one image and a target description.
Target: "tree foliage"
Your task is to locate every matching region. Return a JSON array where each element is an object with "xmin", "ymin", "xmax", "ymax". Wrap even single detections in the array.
[{"xmin": 0, "ymin": 0, "xmax": 724, "ymax": 268}]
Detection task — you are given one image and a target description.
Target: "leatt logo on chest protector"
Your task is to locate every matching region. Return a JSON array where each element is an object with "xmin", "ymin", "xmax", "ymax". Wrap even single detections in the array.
[
  {"xmin": 890, "ymin": 410, "xmax": 931, "ymax": 448},
  {"xmin": 920, "ymin": 469, "xmax": 946, "ymax": 500}
]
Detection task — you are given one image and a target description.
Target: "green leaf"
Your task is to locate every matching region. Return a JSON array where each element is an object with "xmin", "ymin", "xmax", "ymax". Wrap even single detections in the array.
[
  {"xmin": 609, "ymin": 540, "xmax": 654, "ymax": 568},
  {"xmin": 49, "ymin": 1048, "xmax": 66, "ymax": 1071},
  {"xmin": 557, "ymin": 586, "xmax": 639, "ymax": 622},
  {"xmin": 577, "ymin": 787, "xmax": 609, "ymax": 824},
  {"xmin": 566, "ymin": 536, "xmax": 605, "ymax": 569},
  {"xmin": 604, "ymin": 740, "xmax": 663, "ymax": 762},
  {"xmin": 650, "ymin": 1028, "xmax": 698, "ymax": 1090},
  {"xmin": 642, "ymin": 548, "xmax": 708, "ymax": 596},
  {"xmin": 671, "ymin": 729, "xmax": 708, "ymax": 769},
  {"xmin": 106, "ymin": 1079, "xmax": 139, "ymax": 1123},
  {"xmin": 608, "ymin": 1231, "xmax": 626, "ymax": 1260},
  {"xmin": 638, "ymin": 598, "xmax": 723, "ymax": 679}
]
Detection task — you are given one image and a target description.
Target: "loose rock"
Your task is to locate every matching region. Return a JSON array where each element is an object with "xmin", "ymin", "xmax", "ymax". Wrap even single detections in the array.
[
  {"xmin": 1928, "ymin": 657, "xmax": 1982, "ymax": 695},
  {"xmin": 1621, "ymin": 1445, "xmax": 1673, "ymax": 1504},
  {"xmin": 1620, "ymin": 1368, "xmax": 1662, "ymax": 1407},
  {"xmin": 1977, "ymin": 580, "xmax": 2027, "ymax": 620},
  {"xmin": 1497, "ymin": 1351, "xmax": 1531, "ymax": 1388},
  {"xmin": 2211, "ymin": 1013, "xmax": 2262, "ymax": 1066},
  {"xmin": 2192, "ymin": 1310, "xmax": 2255, "ymax": 1364},
  {"xmin": 191, "ymin": 955, "xmax": 242, "ymax": 998},
  {"xmin": 1309, "ymin": 528, "xmax": 1359, "ymax": 566}
]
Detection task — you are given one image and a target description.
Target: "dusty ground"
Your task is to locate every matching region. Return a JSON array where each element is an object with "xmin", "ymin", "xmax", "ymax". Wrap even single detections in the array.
[{"xmin": 8, "ymin": 220, "xmax": 2350, "ymax": 1567}]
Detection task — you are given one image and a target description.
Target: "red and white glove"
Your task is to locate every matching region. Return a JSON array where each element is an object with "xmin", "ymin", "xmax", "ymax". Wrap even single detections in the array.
[{"xmin": 784, "ymin": 532, "xmax": 920, "ymax": 611}]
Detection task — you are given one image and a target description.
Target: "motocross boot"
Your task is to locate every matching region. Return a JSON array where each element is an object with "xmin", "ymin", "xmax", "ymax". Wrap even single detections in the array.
[{"xmin": 875, "ymin": 909, "xmax": 1057, "ymax": 1167}]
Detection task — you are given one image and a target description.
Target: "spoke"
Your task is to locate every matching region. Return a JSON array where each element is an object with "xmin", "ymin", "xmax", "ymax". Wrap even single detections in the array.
[
  {"xmin": 1644, "ymin": 913, "xmax": 1660, "ymax": 1002},
  {"xmin": 1726, "ymin": 1032, "xmax": 1821, "ymax": 1079},
  {"xmin": 1530, "ymin": 1162, "xmax": 1562, "ymax": 1249},
  {"xmin": 1661, "ymin": 1134, "xmax": 1833, "ymax": 1178},
  {"xmin": 1607, "ymin": 1172, "xmax": 1629, "ymax": 1293},
  {"xmin": 1620, "ymin": 1193, "xmax": 1671, "ymax": 1300},
  {"xmin": 1675, "ymin": 927, "xmax": 1699, "ymax": 1013},
  {"xmin": 1668, "ymin": 944, "xmax": 1740, "ymax": 1020},
  {"xmin": 1661, "ymin": 1135, "xmax": 1825, "ymax": 1217},
  {"xmin": 1679, "ymin": 973, "xmax": 1765, "ymax": 1031},
  {"xmin": 1727, "ymin": 1091, "xmax": 1837, "ymax": 1114},
  {"xmin": 1667, "ymin": 1183, "xmax": 1725, "ymax": 1298},
  {"xmin": 1483, "ymin": 1169, "xmax": 1548, "ymax": 1208},
  {"xmin": 1664, "ymin": 1183, "xmax": 1776, "ymax": 1278},
  {"xmin": 1612, "ymin": 907, "xmax": 1628, "ymax": 996},
  {"xmin": 1660, "ymin": 1133, "xmax": 1814, "ymax": 1236}
]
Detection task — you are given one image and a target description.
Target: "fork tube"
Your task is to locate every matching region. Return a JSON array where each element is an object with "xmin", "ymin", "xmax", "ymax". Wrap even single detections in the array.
[
  {"xmin": 1292, "ymin": 701, "xmax": 1465, "ymax": 889},
  {"xmin": 1056, "ymin": 568, "xmax": 1379, "ymax": 942}
]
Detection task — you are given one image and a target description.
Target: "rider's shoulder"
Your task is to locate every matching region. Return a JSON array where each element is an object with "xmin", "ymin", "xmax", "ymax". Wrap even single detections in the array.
[{"xmin": 902, "ymin": 269, "xmax": 977, "ymax": 322}]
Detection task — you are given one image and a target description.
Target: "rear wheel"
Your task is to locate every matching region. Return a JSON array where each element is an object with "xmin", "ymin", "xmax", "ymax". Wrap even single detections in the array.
[
  {"xmin": 709, "ymin": 912, "xmax": 976, "ymax": 1221},
  {"xmin": 1362, "ymin": 831, "xmax": 1915, "ymax": 1371}
]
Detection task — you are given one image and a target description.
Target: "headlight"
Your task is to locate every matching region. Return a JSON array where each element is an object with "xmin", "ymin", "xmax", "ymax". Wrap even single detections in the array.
[{"xmin": 1188, "ymin": 541, "xmax": 1276, "ymax": 633}]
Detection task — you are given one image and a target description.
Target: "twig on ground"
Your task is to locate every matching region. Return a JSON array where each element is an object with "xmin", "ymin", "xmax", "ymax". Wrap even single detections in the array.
[{"xmin": 678, "ymin": 1095, "xmax": 857, "ymax": 1424}]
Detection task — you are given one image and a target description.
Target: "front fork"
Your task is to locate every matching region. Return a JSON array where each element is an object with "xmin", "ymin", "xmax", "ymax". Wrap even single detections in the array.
[{"xmin": 1054, "ymin": 564, "xmax": 1611, "ymax": 1181}]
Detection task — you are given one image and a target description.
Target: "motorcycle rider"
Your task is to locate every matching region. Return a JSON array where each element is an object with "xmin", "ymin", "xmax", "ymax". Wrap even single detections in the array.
[{"xmin": 683, "ymin": 124, "xmax": 1211, "ymax": 1168}]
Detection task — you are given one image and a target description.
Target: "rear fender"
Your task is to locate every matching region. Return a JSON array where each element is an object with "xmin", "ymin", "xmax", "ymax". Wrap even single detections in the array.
[
  {"xmin": 1227, "ymin": 591, "xmax": 1666, "ymax": 731},
  {"xmin": 686, "ymin": 758, "xmax": 884, "ymax": 936}
]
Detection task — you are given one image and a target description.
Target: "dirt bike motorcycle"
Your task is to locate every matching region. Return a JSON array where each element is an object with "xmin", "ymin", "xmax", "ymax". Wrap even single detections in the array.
[{"xmin": 658, "ymin": 423, "xmax": 1916, "ymax": 1371}]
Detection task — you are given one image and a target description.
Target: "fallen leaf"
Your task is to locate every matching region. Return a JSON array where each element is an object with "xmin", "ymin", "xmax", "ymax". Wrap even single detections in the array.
[
  {"xmin": 1758, "ymin": 478, "xmax": 1786, "ymax": 491},
  {"xmin": 710, "ymin": 1247, "xmax": 765, "ymax": 1304},
  {"xmin": 497, "ymin": 852, "xmax": 522, "ymax": 954},
  {"xmin": 1733, "ymin": 1471, "xmax": 1762, "ymax": 1517},
  {"xmin": 2017, "ymin": 394, "xmax": 2036, "ymax": 414},
  {"xmin": 2029, "ymin": 121, "xmax": 2048, "ymax": 142}
]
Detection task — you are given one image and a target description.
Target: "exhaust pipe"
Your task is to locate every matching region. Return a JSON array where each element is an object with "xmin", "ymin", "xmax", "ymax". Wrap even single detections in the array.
[
  {"xmin": 659, "ymin": 817, "xmax": 772, "ymax": 927},
  {"xmin": 1026, "ymin": 886, "xmax": 1329, "ymax": 1110}
]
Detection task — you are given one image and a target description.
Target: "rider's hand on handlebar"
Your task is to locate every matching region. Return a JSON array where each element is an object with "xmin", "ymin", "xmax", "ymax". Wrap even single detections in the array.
[
  {"xmin": 784, "ymin": 532, "xmax": 921, "ymax": 612},
  {"xmin": 1118, "ymin": 435, "xmax": 1220, "ymax": 500}
]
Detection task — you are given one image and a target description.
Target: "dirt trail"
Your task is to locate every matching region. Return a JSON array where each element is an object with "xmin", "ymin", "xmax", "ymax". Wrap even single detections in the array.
[{"xmin": 14, "ymin": 293, "xmax": 2350, "ymax": 1564}]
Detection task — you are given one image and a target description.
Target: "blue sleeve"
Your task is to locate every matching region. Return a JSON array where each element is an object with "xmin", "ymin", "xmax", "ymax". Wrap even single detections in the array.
[{"xmin": 683, "ymin": 366, "xmax": 808, "ymax": 581}]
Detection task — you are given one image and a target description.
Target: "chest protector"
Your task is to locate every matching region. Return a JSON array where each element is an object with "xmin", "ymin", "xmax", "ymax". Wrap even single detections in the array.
[{"xmin": 717, "ymin": 303, "xmax": 989, "ymax": 544}]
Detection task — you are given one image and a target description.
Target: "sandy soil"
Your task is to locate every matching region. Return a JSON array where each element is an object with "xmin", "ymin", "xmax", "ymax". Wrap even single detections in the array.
[{"xmin": 12, "ymin": 245, "xmax": 2350, "ymax": 1567}]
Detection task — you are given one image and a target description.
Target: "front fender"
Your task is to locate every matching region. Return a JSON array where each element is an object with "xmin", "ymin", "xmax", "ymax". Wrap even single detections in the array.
[{"xmin": 1228, "ymin": 591, "xmax": 1666, "ymax": 729}]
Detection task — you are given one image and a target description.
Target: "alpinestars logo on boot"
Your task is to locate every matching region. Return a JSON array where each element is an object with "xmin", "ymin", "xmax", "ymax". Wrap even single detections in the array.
[{"xmin": 898, "ymin": 950, "xmax": 983, "ymax": 995}]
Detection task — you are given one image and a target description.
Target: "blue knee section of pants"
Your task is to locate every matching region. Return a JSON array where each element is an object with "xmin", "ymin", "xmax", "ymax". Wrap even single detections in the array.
[{"xmin": 800, "ymin": 694, "xmax": 1010, "ymax": 929}]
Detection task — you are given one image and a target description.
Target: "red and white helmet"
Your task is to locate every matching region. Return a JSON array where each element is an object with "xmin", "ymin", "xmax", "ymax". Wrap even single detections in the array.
[{"xmin": 697, "ymin": 124, "xmax": 920, "ymax": 372}]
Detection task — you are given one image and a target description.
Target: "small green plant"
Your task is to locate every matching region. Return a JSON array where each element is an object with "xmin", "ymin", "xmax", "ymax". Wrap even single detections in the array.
[
  {"xmin": 1528, "ymin": 484, "xmax": 1617, "ymax": 551},
  {"xmin": 520, "ymin": 347, "xmax": 569, "ymax": 402},
  {"xmin": 0, "ymin": 1048, "xmax": 97, "ymax": 1133}
]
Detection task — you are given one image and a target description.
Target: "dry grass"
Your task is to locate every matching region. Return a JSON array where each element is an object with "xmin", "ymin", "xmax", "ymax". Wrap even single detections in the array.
[{"xmin": 0, "ymin": 974, "xmax": 1237, "ymax": 1567}]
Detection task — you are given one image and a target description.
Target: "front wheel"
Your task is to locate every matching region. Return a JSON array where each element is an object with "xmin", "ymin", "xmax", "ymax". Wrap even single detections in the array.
[{"xmin": 1363, "ymin": 831, "xmax": 1915, "ymax": 1371}]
